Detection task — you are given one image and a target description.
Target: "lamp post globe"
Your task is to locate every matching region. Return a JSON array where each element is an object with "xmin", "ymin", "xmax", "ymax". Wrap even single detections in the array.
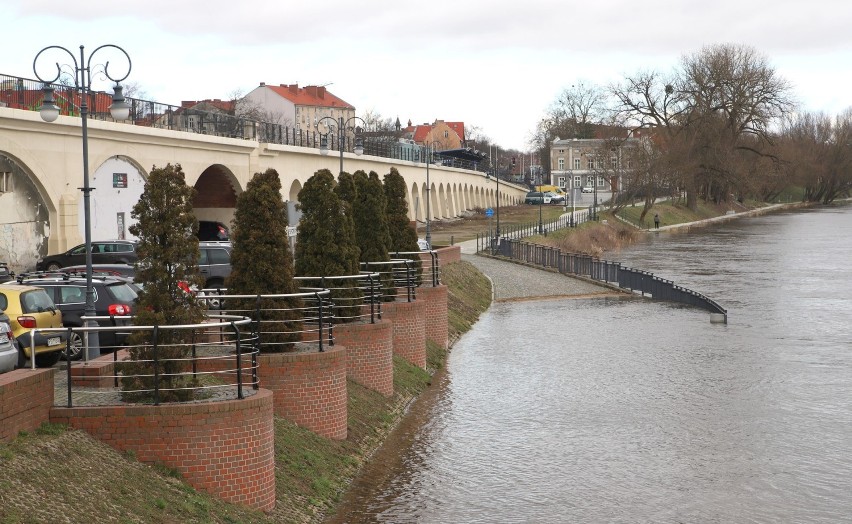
[{"xmin": 315, "ymin": 115, "xmax": 366, "ymax": 175}]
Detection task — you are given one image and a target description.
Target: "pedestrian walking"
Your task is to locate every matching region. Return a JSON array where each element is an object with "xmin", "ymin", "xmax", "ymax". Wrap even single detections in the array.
[{"xmin": 654, "ymin": 213, "xmax": 660, "ymax": 229}]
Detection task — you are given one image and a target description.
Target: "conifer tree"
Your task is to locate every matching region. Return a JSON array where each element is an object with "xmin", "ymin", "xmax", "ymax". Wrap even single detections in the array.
[
  {"xmin": 385, "ymin": 167, "xmax": 424, "ymax": 285},
  {"xmin": 336, "ymin": 171, "xmax": 356, "ymax": 212},
  {"xmin": 122, "ymin": 163, "xmax": 203, "ymax": 402},
  {"xmin": 227, "ymin": 168, "xmax": 302, "ymax": 350},
  {"xmin": 384, "ymin": 167, "xmax": 420, "ymax": 252},
  {"xmin": 295, "ymin": 169, "xmax": 359, "ymax": 276},
  {"xmin": 295, "ymin": 169, "xmax": 362, "ymax": 320},
  {"xmin": 353, "ymin": 170, "xmax": 391, "ymax": 263}
]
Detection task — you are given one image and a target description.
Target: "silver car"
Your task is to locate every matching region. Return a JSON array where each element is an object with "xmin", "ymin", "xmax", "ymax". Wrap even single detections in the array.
[{"xmin": 0, "ymin": 313, "xmax": 17, "ymax": 373}]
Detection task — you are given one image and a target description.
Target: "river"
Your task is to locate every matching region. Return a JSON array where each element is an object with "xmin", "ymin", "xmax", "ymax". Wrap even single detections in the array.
[{"xmin": 331, "ymin": 204, "xmax": 852, "ymax": 523}]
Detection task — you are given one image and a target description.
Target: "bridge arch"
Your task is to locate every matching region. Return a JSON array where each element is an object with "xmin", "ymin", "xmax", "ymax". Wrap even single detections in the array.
[
  {"xmin": 0, "ymin": 151, "xmax": 54, "ymax": 270},
  {"xmin": 192, "ymin": 164, "xmax": 241, "ymax": 228}
]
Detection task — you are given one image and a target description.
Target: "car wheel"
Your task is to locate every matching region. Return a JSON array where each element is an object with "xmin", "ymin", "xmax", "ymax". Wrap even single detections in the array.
[
  {"xmin": 46, "ymin": 262, "xmax": 62, "ymax": 271},
  {"xmin": 206, "ymin": 278, "xmax": 225, "ymax": 290},
  {"xmin": 35, "ymin": 350, "xmax": 61, "ymax": 368},
  {"xmin": 64, "ymin": 331, "xmax": 84, "ymax": 361}
]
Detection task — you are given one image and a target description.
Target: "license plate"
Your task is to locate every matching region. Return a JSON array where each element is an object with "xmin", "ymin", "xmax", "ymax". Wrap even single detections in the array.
[{"xmin": 47, "ymin": 337, "xmax": 60, "ymax": 346}]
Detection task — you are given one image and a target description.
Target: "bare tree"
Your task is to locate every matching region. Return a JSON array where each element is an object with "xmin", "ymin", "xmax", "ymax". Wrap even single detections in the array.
[{"xmin": 611, "ymin": 44, "xmax": 794, "ymax": 210}]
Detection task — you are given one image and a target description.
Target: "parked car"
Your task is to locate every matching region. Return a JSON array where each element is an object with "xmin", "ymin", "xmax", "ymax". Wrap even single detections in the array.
[
  {"xmin": 13, "ymin": 274, "xmax": 137, "ymax": 360},
  {"xmin": 417, "ymin": 238, "xmax": 431, "ymax": 251},
  {"xmin": 198, "ymin": 220, "xmax": 230, "ymax": 242},
  {"xmin": 62, "ymin": 263, "xmax": 136, "ymax": 278},
  {"xmin": 581, "ymin": 186, "xmax": 595, "ymax": 194},
  {"xmin": 545, "ymin": 192, "xmax": 566, "ymax": 204},
  {"xmin": 199, "ymin": 242, "xmax": 233, "ymax": 289},
  {"xmin": 36, "ymin": 240, "xmax": 138, "ymax": 271},
  {"xmin": 524, "ymin": 191, "xmax": 552, "ymax": 205},
  {"xmin": 0, "ymin": 312, "xmax": 17, "ymax": 373},
  {"xmin": 0, "ymin": 262, "xmax": 13, "ymax": 283},
  {"xmin": 0, "ymin": 284, "xmax": 66, "ymax": 367}
]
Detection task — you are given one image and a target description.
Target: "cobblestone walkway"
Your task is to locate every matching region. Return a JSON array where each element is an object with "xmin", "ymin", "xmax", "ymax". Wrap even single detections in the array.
[{"xmin": 462, "ymin": 253, "xmax": 622, "ymax": 301}]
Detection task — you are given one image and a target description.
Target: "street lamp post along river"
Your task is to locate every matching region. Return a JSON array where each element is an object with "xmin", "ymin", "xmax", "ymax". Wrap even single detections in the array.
[
  {"xmin": 316, "ymin": 116, "xmax": 366, "ymax": 174},
  {"xmin": 33, "ymin": 44, "xmax": 132, "ymax": 360}
]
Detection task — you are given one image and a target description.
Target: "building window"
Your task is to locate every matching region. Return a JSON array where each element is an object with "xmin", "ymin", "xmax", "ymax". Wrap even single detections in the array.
[
  {"xmin": 574, "ymin": 176, "xmax": 581, "ymax": 188},
  {"xmin": 587, "ymin": 158, "xmax": 595, "ymax": 169},
  {"xmin": 611, "ymin": 156, "xmax": 618, "ymax": 168},
  {"xmin": 557, "ymin": 176, "xmax": 565, "ymax": 187},
  {"xmin": 587, "ymin": 176, "xmax": 595, "ymax": 187},
  {"xmin": 0, "ymin": 172, "xmax": 10, "ymax": 193},
  {"xmin": 559, "ymin": 149, "xmax": 564, "ymax": 153},
  {"xmin": 573, "ymin": 158, "xmax": 580, "ymax": 170},
  {"xmin": 598, "ymin": 177, "xmax": 606, "ymax": 188},
  {"xmin": 558, "ymin": 158, "xmax": 564, "ymax": 170},
  {"xmin": 444, "ymin": 130, "xmax": 449, "ymax": 138}
]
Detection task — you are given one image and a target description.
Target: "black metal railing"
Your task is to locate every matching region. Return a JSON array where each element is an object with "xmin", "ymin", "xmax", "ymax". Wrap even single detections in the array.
[
  {"xmin": 360, "ymin": 259, "xmax": 419, "ymax": 302},
  {"xmin": 497, "ymin": 238, "xmax": 728, "ymax": 320},
  {"xmin": 390, "ymin": 250, "xmax": 440, "ymax": 287},
  {"xmin": 1, "ymin": 72, "xmax": 490, "ymax": 172},
  {"xmin": 34, "ymin": 315, "xmax": 258, "ymax": 407},
  {"xmin": 294, "ymin": 273, "xmax": 384, "ymax": 324},
  {"xmin": 476, "ymin": 209, "xmax": 592, "ymax": 254},
  {"xmin": 196, "ymin": 289, "xmax": 333, "ymax": 351}
]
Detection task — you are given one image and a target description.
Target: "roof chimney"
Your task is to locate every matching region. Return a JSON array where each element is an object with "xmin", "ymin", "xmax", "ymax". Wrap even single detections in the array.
[{"xmin": 289, "ymin": 84, "xmax": 298, "ymax": 94}]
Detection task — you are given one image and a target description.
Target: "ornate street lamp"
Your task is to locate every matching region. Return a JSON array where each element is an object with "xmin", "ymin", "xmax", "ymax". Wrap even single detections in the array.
[
  {"xmin": 33, "ymin": 44, "xmax": 132, "ymax": 360},
  {"xmin": 315, "ymin": 115, "xmax": 366, "ymax": 174}
]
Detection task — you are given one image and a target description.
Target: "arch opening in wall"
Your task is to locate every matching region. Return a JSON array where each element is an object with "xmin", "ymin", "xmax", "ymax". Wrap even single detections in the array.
[
  {"xmin": 0, "ymin": 152, "xmax": 53, "ymax": 272},
  {"xmin": 193, "ymin": 164, "xmax": 241, "ymax": 229}
]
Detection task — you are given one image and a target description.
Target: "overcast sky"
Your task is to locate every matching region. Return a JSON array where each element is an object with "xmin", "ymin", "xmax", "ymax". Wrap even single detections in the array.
[{"xmin": 3, "ymin": 1, "xmax": 851, "ymax": 151}]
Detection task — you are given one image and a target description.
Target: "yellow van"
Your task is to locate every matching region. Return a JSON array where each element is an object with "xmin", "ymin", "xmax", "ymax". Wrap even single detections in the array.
[{"xmin": 535, "ymin": 184, "xmax": 565, "ymax": 195}]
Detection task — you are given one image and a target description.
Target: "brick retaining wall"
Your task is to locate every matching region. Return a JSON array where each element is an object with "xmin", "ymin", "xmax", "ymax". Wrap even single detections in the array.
[
  {"xmin": 333, "ymin": 320, "xmax": 394, "ymax": 397},
  {"xmin": 257, "ymin": 346, "xmax": 348, "ymax": 440},
  {"xmin": 49, "ymin": 389, "xmax": 276, "ymax": 511},
  {"xmin": 0, "ymin": 369, "xmax": 54, "ymax": 442},
  {"xmin": 382, "ymin": 299, "xmax": 427, "ymax": 369},
  {"xmin": 418, "ymin": 285, "xmax": 449, "ymax": 350}
]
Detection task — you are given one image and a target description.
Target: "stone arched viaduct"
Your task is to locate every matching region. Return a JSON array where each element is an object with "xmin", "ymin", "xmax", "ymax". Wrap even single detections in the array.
[{"xmin": 0, "ymin": 107, "xmax": 525, "ymax": 272}]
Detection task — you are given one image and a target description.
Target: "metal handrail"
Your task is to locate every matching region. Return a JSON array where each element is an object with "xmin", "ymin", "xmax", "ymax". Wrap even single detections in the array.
[
  {"xmin": 497, "ymin": 238, "xmax": 728, "ymax": 321},
  {"xmin": 359, "ymin": 259, "xmax": 417, "ymax": 302},
  {"xmin": 294, "ymin": 273, "xmax": 382, "ymax": 324},
  {"xmin": 33, "ymin": 315, "xmax": 258, "ymax": 407},
  {"xmin": 391, "ymin": 250, "xmax": 440, "ymax": 287}
]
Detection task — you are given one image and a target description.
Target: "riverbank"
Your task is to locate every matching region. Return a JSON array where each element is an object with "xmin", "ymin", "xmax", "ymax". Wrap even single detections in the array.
[{"xmin": 0, "ymin": 261, "xmax": 494, "ymax": 523}]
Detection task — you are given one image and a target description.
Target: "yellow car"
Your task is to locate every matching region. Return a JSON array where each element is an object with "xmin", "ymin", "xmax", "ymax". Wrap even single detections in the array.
[{"xmin": 0, "ymin": 284, "xmax": 66, "ymax": 368}]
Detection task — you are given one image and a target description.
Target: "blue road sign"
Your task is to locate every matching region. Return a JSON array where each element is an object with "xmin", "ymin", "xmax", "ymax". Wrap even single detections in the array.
[{"xmin": 485, "ymin": 208, "xmax": 494, "ymax": 217}]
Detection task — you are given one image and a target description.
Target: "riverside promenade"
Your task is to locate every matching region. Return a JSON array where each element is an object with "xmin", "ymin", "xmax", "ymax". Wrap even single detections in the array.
[{"xmin": 459, "ymin": 240, "xmax": 620, "ymax": 301}]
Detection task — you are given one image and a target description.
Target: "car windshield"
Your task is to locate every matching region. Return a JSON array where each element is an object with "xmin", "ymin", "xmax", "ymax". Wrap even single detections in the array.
[
  {"xmin": 105, "ymin": 282, "xmax": 138, "ymax": 303},
  {"xmin": 21, "ymin": 289, "xmax": 57, "ymax": 313}
]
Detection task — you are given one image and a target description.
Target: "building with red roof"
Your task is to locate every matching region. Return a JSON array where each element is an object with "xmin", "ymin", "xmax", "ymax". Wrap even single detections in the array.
[
  {"xmin": 241, "ymin": 82, "xmax": 355, "ymax": 132},
  {"xmin": 402, "ymin": 119, "xmax": 466, "ymax": 151}
]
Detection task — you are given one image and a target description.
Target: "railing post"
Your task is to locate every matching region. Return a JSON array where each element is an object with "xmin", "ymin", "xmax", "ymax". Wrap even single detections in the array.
[
  {"xmin": 66, "ymin": 327, "xmax": 73, "ymax": 408},
  {"xmin": 232, "ymin": 321, "xmax": 243, "ymax": 400},
  {"xmin": 316, "ymin": 291, "xmax": 325, "ymax": 352},
  {"xmin": 152, "ymin": 325, "xmax": 160, "ymax": 406}
]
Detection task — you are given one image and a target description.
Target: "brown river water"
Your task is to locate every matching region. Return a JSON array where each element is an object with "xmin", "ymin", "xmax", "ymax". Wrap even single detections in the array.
[{"xmin": 330, "ymin": 204, "xmax": 852, "ymax": 523}]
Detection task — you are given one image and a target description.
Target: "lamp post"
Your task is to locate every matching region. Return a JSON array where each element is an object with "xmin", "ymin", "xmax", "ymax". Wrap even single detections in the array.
[
  {"xmin": 537, "ymin": 173, "xmax": 544, "ymax": 234},
  {"xmin": 423, "ymin": 141, "xmax": 435, "ymax": 249},
  {"xmin": 33, "ymin": 44, "xmax": 132, "ymax": 360},
  {"xmin": 316, "ymin": 115, "xmax": 366, "ymax": 174}
]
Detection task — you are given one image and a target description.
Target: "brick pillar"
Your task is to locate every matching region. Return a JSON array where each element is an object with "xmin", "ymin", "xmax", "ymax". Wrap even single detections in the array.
[
  {"xmin": 382, "ymin": 299, "xmax": 427, "ymax": 369},
  {"xmin": 257, "ymin": 346, "xmax": 348, "ymax": 440},
  {"xmin": 50, "ymin": 389, "xmax": 276, "ymax": 511},
  {"xmin": 418, "ymin": 285, "xmax": 448, "ymax": 350},
  {"xmin": 0, "ymin": 369, "xmax": 54, "ymax": 442},
  {"xmin": 334, "ymin": 319, "xmax": 394, "ymax": 397}
]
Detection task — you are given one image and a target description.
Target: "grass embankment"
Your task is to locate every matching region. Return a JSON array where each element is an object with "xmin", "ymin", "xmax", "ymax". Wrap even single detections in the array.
[
  {"xmin": 424, "ymin": 205, "xmax": 564, "ymax": 246},
  {"xmin": 527, "ymin": 197, "xmax": 784, "ymax": 257},
  {"xmin": 0, "ymin": 261, "xmax": 492, "ymax": 524}
]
